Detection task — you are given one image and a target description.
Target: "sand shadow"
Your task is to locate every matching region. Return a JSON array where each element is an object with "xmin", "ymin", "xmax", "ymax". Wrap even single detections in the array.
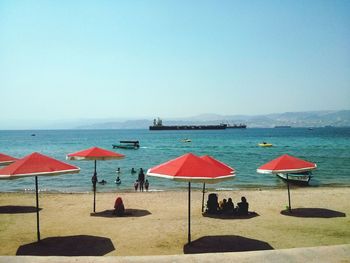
[
  {"xmin": 16, "ymin": 235, "xmax": 115, "ymax": 256},
  {"xmin": 0, "ymin": 205, "xmax": 42, "ymax": 214},
  {"xmin": 281, "ymin": 208, "xmax": 346, "ymax": 218},
  {"xmin": 184, "ymin": 235, "xmax": 274, "ymax": 254},
  {"xmin": 90, "ymin": 208, "xmax": 151, "ymax": 218},
  {"xmin": 202, "ymin": 211, "xmax": 259, "ymax": 220}
]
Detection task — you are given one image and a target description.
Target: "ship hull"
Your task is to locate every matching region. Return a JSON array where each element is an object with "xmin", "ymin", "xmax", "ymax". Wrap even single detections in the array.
[{"xmin": 149, "ymin": 125, "xmax": 227, "ymax": 130}]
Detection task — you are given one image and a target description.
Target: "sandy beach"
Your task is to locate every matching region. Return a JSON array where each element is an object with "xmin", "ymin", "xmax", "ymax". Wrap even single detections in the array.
[{"xmin": 0, "ymin": 187, "xmax": 349, "ymax": 256}]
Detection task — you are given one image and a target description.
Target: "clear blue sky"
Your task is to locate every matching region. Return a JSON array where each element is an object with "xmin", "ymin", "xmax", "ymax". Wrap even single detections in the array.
[{"xmin": 1, "ymin": 1, "xmax": 349, "ymax": 124}]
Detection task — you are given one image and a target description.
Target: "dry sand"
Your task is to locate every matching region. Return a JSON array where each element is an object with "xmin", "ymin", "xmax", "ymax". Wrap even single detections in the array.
[{"xmin": 0, "ymin": 187, "xmax": 349, "ymax": 256}]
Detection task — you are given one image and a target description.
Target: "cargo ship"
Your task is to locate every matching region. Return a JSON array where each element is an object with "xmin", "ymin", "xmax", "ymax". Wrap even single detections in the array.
[
  {"xmin": 149, "ymin": 118, "xmax": 246, "ymax": 130},
  {"xmin": 226, "ymin": 123, "xmax": 247, "ymax": 129}
]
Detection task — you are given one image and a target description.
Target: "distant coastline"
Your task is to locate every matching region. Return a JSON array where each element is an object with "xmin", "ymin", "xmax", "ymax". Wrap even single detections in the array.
[{"xmin": 0, "ymin": 110, "xmax": 349, "ymax": 130}]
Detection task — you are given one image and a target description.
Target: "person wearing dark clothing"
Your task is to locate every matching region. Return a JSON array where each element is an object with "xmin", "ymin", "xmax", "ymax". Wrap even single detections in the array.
[
  {"xmin": 145, "ymin": 179, "xmax": 149, "ymax": 191},
  {"xmin": 134, "ymin": 180, "xmax": 139, "ymax": 191},
  {"xmin": 138, "ymin": 168, "xmax": 145, "ymax": 192},
  {"xmin": 237, "ymin": 196, "xmax": 249, "ymax": 215},
  {"xmin": 206, "ymin": 193, "xmax": 219, "ymax": 214},
  {"xmin": 115, "ymin": 176, "xmax": 121, "ymax": 185},
  {"xmin": 114, "ymin": 197, "xmax": 125, "ymax": 216},
  {"xmin": 225, "ymin": 198, "xmax": 235, "ymax": 214},
  {"xmin": 219, "ymin": 198, "xmax": 227, "ymax": 213},
  {"xmin": 91, "ymin": 172, "xmax": 97, "ymax": 190}
]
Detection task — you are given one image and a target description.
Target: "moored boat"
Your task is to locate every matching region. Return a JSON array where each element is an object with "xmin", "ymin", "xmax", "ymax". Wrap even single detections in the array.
[
  {"xmin": 112, "ymin": 141, "xmax": 140, "ymax": 149},
  {"xmin": 276, "ymin": 172, "xmax": 312, "ymax": 185}
]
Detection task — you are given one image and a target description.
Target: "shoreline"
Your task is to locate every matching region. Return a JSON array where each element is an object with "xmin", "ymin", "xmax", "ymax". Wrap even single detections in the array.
[
  {"xmin": 1, "ymin": 187, "xmax": 349, "ymax": 256},
  {"xmin": 1, "ymin": 184, "xmax": 349, "ymax": 194}
]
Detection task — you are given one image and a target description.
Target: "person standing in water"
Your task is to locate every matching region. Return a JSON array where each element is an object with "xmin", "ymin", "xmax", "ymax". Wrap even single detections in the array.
[
  {"xmin": 138, "ymin": 168, "xmax": 145, "ymax": 192},
  {"xmin": 145, "ymin": 179, "xmax": 149, "ymax": 191}
]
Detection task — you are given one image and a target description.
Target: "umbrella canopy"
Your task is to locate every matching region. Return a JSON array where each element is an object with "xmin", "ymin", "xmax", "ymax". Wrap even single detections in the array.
[
  {"xmin": 0, "ymin": 153, "xmax": 18, "ymax": 166},
  {"xmin": 257, "ymin": 154, "xmax": 317, "ymax": 212},
  {"xmin": 200, "ymin": 155, "xmax": 235, "ymax": 175},
  {"xmin": 147, "ymin": 153, "xmax": 235, "ymax": 244},
  {"xmin": 66, "ymin": 146, "xmax": 125, "ymax": 161},
  {"xmin": 147, "ymin": 153, "xmax": 234, "ymax": 183},
  {"xmin": 66, "ymin": 146, "xmax": 125, "ymax": 213},
  {"xmin": 257, "ymin": 154, "xmax": 317, "ymax": 174},
  {"xmin": 0, "ymin": 152, "xmax": 80, "ymax": 179},
  {"xmin": 0, "ymin": 152, "xmax": 80, "ymax": 242}
]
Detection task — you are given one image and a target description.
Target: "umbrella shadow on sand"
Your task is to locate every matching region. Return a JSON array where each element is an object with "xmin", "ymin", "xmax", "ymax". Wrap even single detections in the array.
[
  {"xmin": 202, "ymin": 211, "xmax": 259, "ymax": 220},
  {"xmin": 16, "ymin": 235, "xmax": 115, "ymax": 256},
  {"xmin": 0, "ymin": 205, "xmax": 42, "ymax": 214},
  {"xmin": 90, "ymin": 208, "xmax": 151, "ymax": 218},
  {"xmin": 281, "ymin": 208, "xmax": 346, "ymax": 218},
  {"xmin": 184, "ymin": 235, "xmax": 274, "ymax": 254}
]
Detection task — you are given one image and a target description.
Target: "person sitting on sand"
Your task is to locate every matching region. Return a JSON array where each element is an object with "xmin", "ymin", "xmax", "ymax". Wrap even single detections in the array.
[
  {"xmin": 206, "ymin": 193, "xmax": 219, "ymax": 214},
  {"xmin": 134, "ymin": 180, "xmax": 139, "ymax": 191},
  {"xmin": 219, "ymin": 198, "xmax": 227, "ymax": 212},
  {"xmin": 237, "ymin": 196, "xmax": 249, "ymax": 215},
  {"xmin": 145, "ymin": 179, "xmax": 149, "ymax": 191},
  {"xmin": 115, "ymin": 176, "xmax": 121, "ymax": 185},
  {"xmin": 225, "ymin": 198, "xmax": 235, "ymax": 214},
  {"xmin": 114, "ymin": 197, "xmax": 125, "ymax": 216}
]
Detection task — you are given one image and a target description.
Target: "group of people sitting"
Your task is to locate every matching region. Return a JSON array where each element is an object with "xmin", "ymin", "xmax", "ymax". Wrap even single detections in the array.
[{"xmin": 206, "ymin": 193, "xmax": 249, "ymax": 216}]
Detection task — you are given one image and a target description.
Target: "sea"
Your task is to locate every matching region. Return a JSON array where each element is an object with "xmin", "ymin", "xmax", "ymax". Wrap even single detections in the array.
[{"xmin": 0, "ymin": 128, "xmax": 349, "ymax": 193}]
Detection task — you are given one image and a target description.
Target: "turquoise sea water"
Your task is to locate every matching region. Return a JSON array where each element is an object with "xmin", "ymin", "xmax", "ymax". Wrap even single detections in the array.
[{"xmin": 0, "ymin": 128, "xmax": 349, "ymax": 193}]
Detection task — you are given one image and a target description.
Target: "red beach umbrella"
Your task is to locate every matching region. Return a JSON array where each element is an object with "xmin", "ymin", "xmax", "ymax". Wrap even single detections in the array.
[
  {"xmin": 66, "ymin": 146, "xmax": 125, "ymax": 212},
  {"xmin": 200, "ymin": 155, "xmax": 236, "ymax": 212},
  {"xmin": 257, "ymin": 154, "xmax": 317, "ymax": 212},
  {"xmin": 0, "ymin": 152, "xmax": 80, "ymax": 241},
  {"xmin": 257, "ymin": 154, "xmax": 316, "ymax": 174},
  {"xmin": 0, "ymin": 153, "xmax": 18, "ymax": 166},
  {"xmin": 147, "ymin": 153, "xmax": 235, "ymax": 244}
]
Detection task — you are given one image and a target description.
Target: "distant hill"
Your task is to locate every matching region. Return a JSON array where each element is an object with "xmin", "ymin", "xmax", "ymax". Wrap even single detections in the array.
[{"xmin": 77, "ymin": 110, "xmax": 350, "ymax": 129}]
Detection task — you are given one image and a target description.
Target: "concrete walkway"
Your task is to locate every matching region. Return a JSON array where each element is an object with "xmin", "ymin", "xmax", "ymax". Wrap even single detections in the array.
[{"xmin": 1, "ymin": 244, "xmax": 349, "ymax": 263}]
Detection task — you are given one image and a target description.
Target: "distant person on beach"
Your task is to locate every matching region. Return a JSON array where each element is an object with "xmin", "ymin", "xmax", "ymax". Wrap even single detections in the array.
[
  {"xmin": 219, "ymin": 198, "xmax": 227, "ymax": 212},
  {"xmin": 237, "ymin": 196, "xmax": 249, "ymax": 215},
  {"xmin": 134, "ymin": 180, "xmax": 139, "ymax": 191},
  {"xmin": 206, "ymin": 193, "xmax": 219, "ymax": 214},
  {"xmin": 138, "ymin": 168, "xmax": 145, "ymax": 192},
  {"xmin": 91, "ymin": 172, "xmax": 97, "ymax": 190},
  {"xmin": 145, "ymin": 179, "xmax": 149, "ymax": 191},
  {"xmin": 226, "ymin": 198, "xmax": 235, "ymax": 214},
  {"xmin": 114, "ymin": 197, "xmax": 125, "ymax": 216}
]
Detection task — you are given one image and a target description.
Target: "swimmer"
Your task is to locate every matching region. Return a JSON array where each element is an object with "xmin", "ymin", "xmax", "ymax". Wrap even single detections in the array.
[
  {"xmin": 115, "ymin": 176, "xmax": 121, "ymax": 185},
  {"xmin": 98, "ymin": 179, "xmax": 107, "ymax": 185}
]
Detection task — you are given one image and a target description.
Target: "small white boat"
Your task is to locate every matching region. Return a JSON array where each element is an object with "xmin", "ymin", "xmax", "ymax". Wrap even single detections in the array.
[{"xmin": 276, "ymin": 172, "xmax": 312, "ymax": 185}]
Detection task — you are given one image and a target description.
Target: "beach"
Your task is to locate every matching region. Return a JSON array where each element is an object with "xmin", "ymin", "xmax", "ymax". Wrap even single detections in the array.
[{"xmin": 0, "ymin": 187, "xmax": 349, "ymax": 256}]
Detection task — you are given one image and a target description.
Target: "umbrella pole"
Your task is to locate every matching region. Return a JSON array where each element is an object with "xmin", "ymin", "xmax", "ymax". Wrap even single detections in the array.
[
  {"xmin": 93, "ymin": 160, "xmax": 97, "ymax": 213},
  {"xmin": 188, "ymin": 182, "xmax": 191, "ymax": 244},
  {"xmin": 287, "ymin": 174, "xmax": 292, "ymax": 212},
  {"xmin": 201, "ymin": 183, "xmax": 206, "ymax": 213},
  {"xmin": 35, "ymin": 176, "xmax": 41, "ymax": 242}
]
